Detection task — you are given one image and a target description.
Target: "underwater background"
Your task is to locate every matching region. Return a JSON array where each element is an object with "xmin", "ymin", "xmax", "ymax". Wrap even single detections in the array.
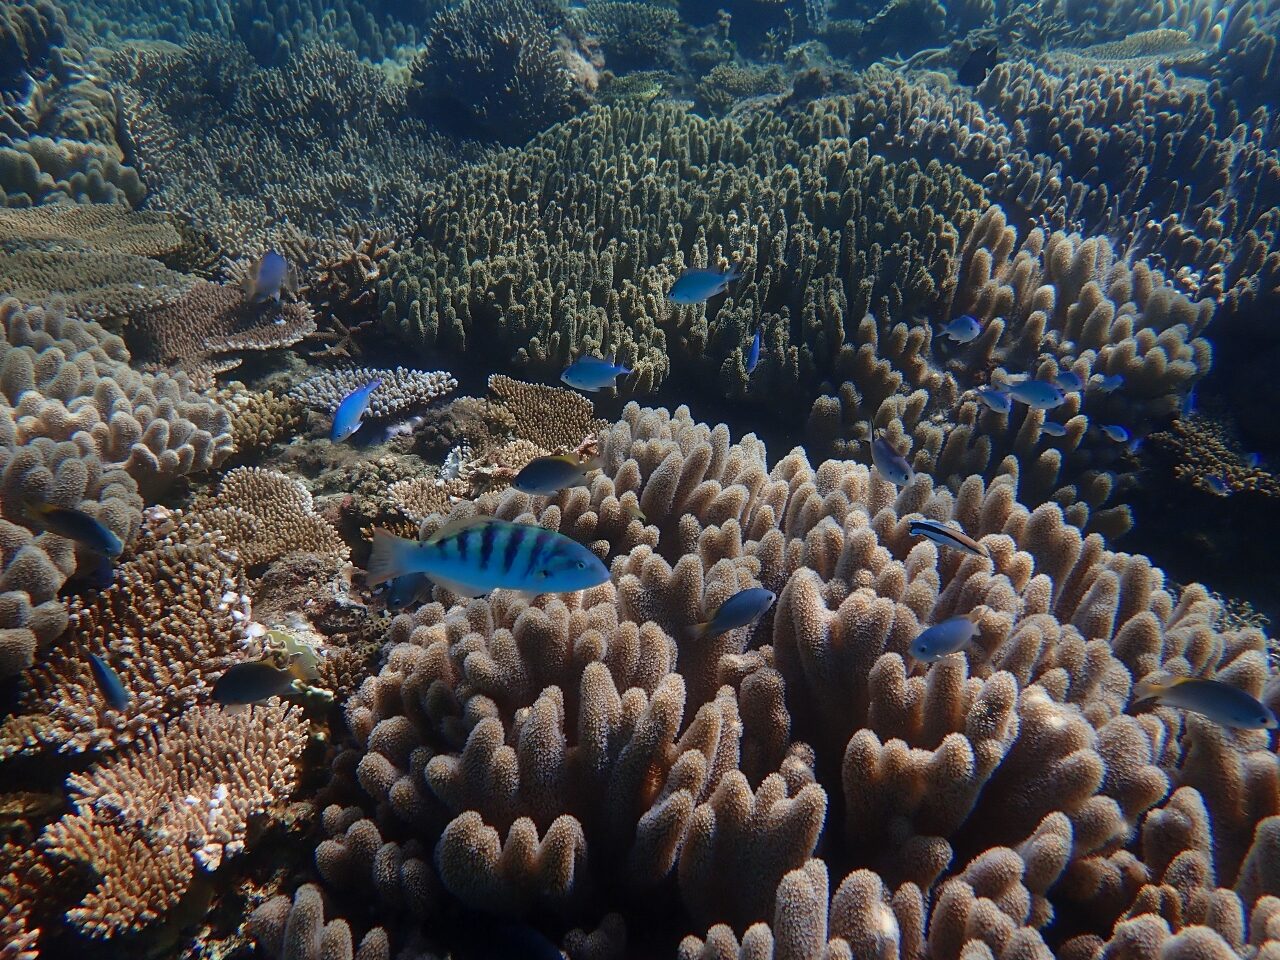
[{"xmin": 1, "ymin": 0, "xmax": 1279, "ymax": 956}]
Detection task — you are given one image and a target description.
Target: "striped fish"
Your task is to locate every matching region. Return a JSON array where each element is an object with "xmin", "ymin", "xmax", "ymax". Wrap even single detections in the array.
[
  {"xmin": 907, "ymin": 518, "xmax": 988, "ymax": 558},
  {"xmin": 366, "ymin": 516, "xmax": 610, "ymax": 597}
]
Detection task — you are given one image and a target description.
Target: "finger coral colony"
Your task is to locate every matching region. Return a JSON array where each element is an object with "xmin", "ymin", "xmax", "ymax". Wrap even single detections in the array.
[{"xmin": 1, "ymin": 0, "xmax": 1278, "ymax": 956}]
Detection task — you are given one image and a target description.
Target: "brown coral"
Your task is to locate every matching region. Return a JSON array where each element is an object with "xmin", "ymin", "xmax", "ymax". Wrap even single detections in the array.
[{"xmin": 487, "ymin": 374, "xmax": 608, "ymax": 452}]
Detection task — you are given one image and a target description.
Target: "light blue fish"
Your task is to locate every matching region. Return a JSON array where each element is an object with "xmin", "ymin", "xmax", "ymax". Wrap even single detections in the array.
[
  {"xmin": 1040, "ymin": 421, "xmax": 1068, "ymax": 437},
  {"xmin": 687, "ymin": 587, "xmax": 776, "ymax": 639},
  {"xmin": 907, "ymin": 518, "xmax": 987, "ymax": 558},
  {"xmin": 871, "ymin": 432, "xmax": 915, "ymax": 486},
  {"xmin": 330, "ymin": 378, "xmax": 383, "ymax": 443},
  {"xmin": 942, "ymin": 315, "xmax": 982, "ymax": 343},
  {"xmin": 911, "ymin": 613, "xmax": 980, "ymax": 662},
  {"xmin": 25, "ymin": 500, "xmax": 124, "ymax": 557},
  {"xmin": 366, "ymin": 516, "xmax": 610, "ymax": 597},
  {"xmin": 1007, "ymin": 379, "xmax": 1066, "ymax": 410},
  {"xmin": 386, "ymin": 572, "xmax": 430, "ymax": 611},
  {"xmin": 89, "ymin": 653, "xmax": 130, "ymax": 712},
  {"xmin": 668, "ymin": 266, "xmax": 741, "ymax": 304},
  {"xmin": 1053, "ymin": 370, "xmax": 1083, "ymax": 392},
  {"xmin": 1205, "ymin": 475, "xmax": 1230, "ymax": 497},
  {"xmin": 242, "ymin": 250, "xmax": 293, "ymax": 303},
  {"xmin": 561, "ymin": 356, "xmax": 632, "ymax": 392},
  {"xmin": 746, "ymin": 326, "xmax": 762, "ymax": 374},
  {"xmin": 1094, "ymin": 373, "xmax": 1124, "ymax": 392},
  {"xmin": 1100, "ymin": 424, "xmax": 1130, "ymax": 443},
  {"xmin": 975, "ymin": 387, "xmax": 1012, "ymax": 414},
  {"xmin": 1134, "ymin": 675, "xmax": 1277, "ymax": 730}
]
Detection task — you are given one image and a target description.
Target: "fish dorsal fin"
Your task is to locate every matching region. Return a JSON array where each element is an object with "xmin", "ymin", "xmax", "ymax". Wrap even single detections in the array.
[{"xmin": 426, "ymin": 514, "xmax": 495, "ymax": 544}]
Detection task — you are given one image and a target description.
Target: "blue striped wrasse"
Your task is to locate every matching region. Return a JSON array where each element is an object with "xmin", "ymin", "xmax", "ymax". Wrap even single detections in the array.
[{"xmin": 907, "ymin": 518, "xmax": 988, "ymax": 558}]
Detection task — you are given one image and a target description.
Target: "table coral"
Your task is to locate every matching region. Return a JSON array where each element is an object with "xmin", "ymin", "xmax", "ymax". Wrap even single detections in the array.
[
  {"xmin": 41, "ymin": 699, "xmax": 309, "ymax": 938},
  {"xmin": 291, "ymin": 367, "xmax": 458, "ymax": 424},
  {"xmin": 257, "ymin": 403, "xmax": 1278, "ymax": 959}
]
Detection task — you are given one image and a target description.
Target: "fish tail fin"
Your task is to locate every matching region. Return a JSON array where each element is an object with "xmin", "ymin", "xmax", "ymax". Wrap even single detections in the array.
[
  {"xmin": 682, "ymin": 621, "xmax": 709, "ymax": 641},
  {"xmin": 366, "ymin": 529, "xmax": 423, "ymax": 586},
  {"xmin": 1133, "ymin": 674, "xmax": 1174, "ymax": 702}
]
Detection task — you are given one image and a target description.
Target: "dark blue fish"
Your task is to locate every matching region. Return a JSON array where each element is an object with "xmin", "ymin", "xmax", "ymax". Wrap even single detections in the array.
[
  {"xmin": 746, "ymin": 325, "xmax": 762, "ymax": 374},
  {"xmin": 330, "ymin": 378, "xmax": 382, "ymax": 443},
  {"xmin": 513, "ymin": 455, "xmax": 600, "ymax": 496},
  {"xmin": 668, "ymin": 266, "xmax": 741, "ymax": 304},
  {"xmin": 1245, "ymin": 452, "xmax": 1262, "ymax": 469},
  {"xmin": 957, "ymin": 42, "xmax": 999, "ymax": 85},
  {"xmin": 242, "ymin": 250, "xmax": 292, "ymax": 303},
  {"xmin": 561, "ymin": 356, "xmax": 632, "ymax": 392},
  {"xmin": 367, "ymin": 516, "xmax": 610, "ymax": 597},
  {"xmin": 25, "ymin": 500, "xmax": 123, "ymax": 557},
  {"xmin": 688, "ymin": 587, "xmax": 776, "ymax": 639},
  {"xmin": 89, "ymin": 653, "xmax": 130, "ymax": 712},
  {"xmin": 1183, "ymin": 387, "xmax": 1198, "ymax": 416},
  {"xmin": 386, "ymin": 572, "xmax": 429, "ymax": 611},
  {"xmin": 213, "ymin": 660, "xmax": 297, "ymax": 705}
]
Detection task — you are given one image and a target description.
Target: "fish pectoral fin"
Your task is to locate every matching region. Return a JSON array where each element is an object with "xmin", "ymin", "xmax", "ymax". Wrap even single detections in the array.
[{"xmin": 427, "ymin": 573, "xmax": 489, "ymax": 599}]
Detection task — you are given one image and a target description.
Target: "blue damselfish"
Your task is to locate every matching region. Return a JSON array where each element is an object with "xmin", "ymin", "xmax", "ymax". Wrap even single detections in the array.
[
  {"xmin": 330, "ymin": 378, "xmax": 382, "ymax": 443},
  {"xmin": 668, "ymin": 266, "xmax": 740, "ymax": 304}
]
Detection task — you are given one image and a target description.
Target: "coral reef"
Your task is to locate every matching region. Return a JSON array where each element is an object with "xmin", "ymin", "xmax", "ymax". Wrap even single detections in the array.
[
  {"xmin": 0, "ymin": 300, "xmax": 232, "ymax": 678},
  {"xmin": 252, "ymin": 403, "xmax": 1280, "ymax": 958},
  {"xmin": 106, "ymin": 38, "xmax": 477, "ymax": 266},
  {"xmin": 290, "ymin": 367, "xmax": 458, "ymax": 425},
  {"xmin": 408, "ymin": 0, "xmax": 591, "ymax": 145},
  {"xmin": 42, "ymin": 699, "xmax": 309, "ymax": 938}
]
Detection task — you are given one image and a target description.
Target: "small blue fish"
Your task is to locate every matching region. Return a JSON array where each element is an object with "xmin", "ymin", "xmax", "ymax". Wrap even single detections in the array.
[
  {"xmin": 513, "ymin": 455, "xmax": 600, "ymax": 496},
  {"xmin": 907, "ymin": 519, "xmax": 987, "ymax": 558},
  {"xmin": 688, "ymin": 587, "xmax": 776, "ymax": 639},
  {"xmin": 367, "ymin": 516, "xmax": 610, "ymax": 596},
  {"xmin": 668, "ymin": 266, "xmax": 741, "ymax": 304},
  {"xmin": 386, "ymin": 572, "xmax": 429, "ymax": 611},
  {"xmin": 242, "ymin": 251, "xmax": 292, "ymax": 303},
  {"xmin": 1100, "ymin": 424, "xmax": 1130, "ymax": 443},
  {"xmin": 1133, "ymin": 675, "xmax": 1277, "ymax": 730},
  {"xmin": 1245, "ymin": 453, "xmax": 1262, "ymax": 469},
  {"xmin": 25, "ymin": 500, "xmax": 124, "ymax": 557},
  {"xmin": 870, "ymin": 431, "xmax": 915, "ymax": 486},
  {"xmin": 1205, "ymin": 475, "xmax": 1231, "ymax": 497},
  {"xmin": 1094, "ymin": 373, "xmax": 1124, "ymax": 392},
  {"xmin": 561, "ymin": 356, "xmax": 632, "ymax": 392},
  {"xmin": 1054, "ymin": 370, "xmax": 1083, "ymax": 392},
  {"xmin": 1007, "ymin": 379, "xmax": 1066, "ymax": 410},
  {"xmin": 911, "ymin": 613, "xmax": 980, "ymax": 662},
  {"xmin": 746, "ymin": 326, "xmax": 762, "ymax": 374},
  {"xmin": 942, "ymin": 315, "xmax": 982, "ymax": 343},
  {"xmin": 330, "ymin": 378, "xmax": 382, "ymax": 443},
  {"xmin": 975, "ymin": 387, "xmax": 1012, "ymax": 414},
  {"xmin": 89, "ymin": 653, "xmax": 129, "ymax": 712},
  {"xmin": 1183, "ymin": 387, "xmax": 1198, "ymax": 416},
  {"xmin": 1040, "ymin": 421, "xmax": 1068, "ymax": 437},
  {"xmin": 214, "ymin": 660, "xmax": 297, "ymax": 705}
]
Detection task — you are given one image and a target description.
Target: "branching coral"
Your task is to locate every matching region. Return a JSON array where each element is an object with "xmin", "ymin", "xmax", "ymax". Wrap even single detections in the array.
[
  {"xmin": 41, "ymin": 700, "xmax": 309, "ymax": 938},
  {"xmin": 291, "ymin": 367, "xmax": 458, "ymax": 424},
  {"xmin": 192, "ymin": 467, "xmax": 349, "ymax": 569},
  {"xmin": 487, "ymin": 374, "xmax": 609, "ymax": 453},
  {"xmin": 260, "ymin": 403, "xmax": 1277, "ymax": 959},
  {"xmin": 408, "ymin": 0, "xmax": 589, "ymax": 145},
  {"xmin": 0, "ymin": 508, "xmax": 249, "ymax": 757}
]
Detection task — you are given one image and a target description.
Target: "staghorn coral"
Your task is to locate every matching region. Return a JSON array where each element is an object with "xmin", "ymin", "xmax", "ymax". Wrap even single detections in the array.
[
  {"xmin": 291, "ymin": 367, "xmax": 458, "ymax": 424},
  {"xmin": 276, "ymin": 403, "xmax": 1278, "ymax": 958},
  {"xmin": 695, "ymin": 62, "xmax": 787, "ymax": 115},
  {"xmin": 192, "ymin": 467, "xmax": 349, "ymax": 569},
  {"xmin": 0, "ymin": 299, "xmax": 232, "ymax": 677},
  {"xmin": 573, "ymin": 0, "xmax": 683, "ymax": 72},
  {"xmin": 1148, "ymin": 414, "xmax": 1280, "ymax": 499},
  {"xmin": 408, "ymin": 0, "xmax": 589, "ymax": 145},
  {"xmin": 0, "ymin": 508, "xmax": 249, "ymax": 757},
  {"xmin": 41, "ymin": 699, "xmax": 309, "ymax": 938},
  {"xmin": 106, "ymin": 37, "xmax": 479, "ymax": 267},
  {"xmin": 127, "ymin": 280, "xmax": 316, "ymax": 383},
  {"xmin": 0, "ymin": 842, "xmax": 41, "ymax": 960}
]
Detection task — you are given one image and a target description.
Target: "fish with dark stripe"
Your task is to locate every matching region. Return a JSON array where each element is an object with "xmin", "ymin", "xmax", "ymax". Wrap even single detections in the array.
[
  {"xmin": 366, "ymin": 516, "xmax": 610, "ymax": 597},
  {"xmin": 907, "ymin": 518, "xmax": 988, "ymax": 558}
]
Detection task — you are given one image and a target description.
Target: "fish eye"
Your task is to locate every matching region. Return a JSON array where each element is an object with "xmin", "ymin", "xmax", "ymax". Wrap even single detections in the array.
[
  {"xmin": 576, "ymin": 560, "xmax": 586, "ymax": 569},
  {"xmin": 539, "ymin": 570, "xmax": 551, "ymax": 579}
]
